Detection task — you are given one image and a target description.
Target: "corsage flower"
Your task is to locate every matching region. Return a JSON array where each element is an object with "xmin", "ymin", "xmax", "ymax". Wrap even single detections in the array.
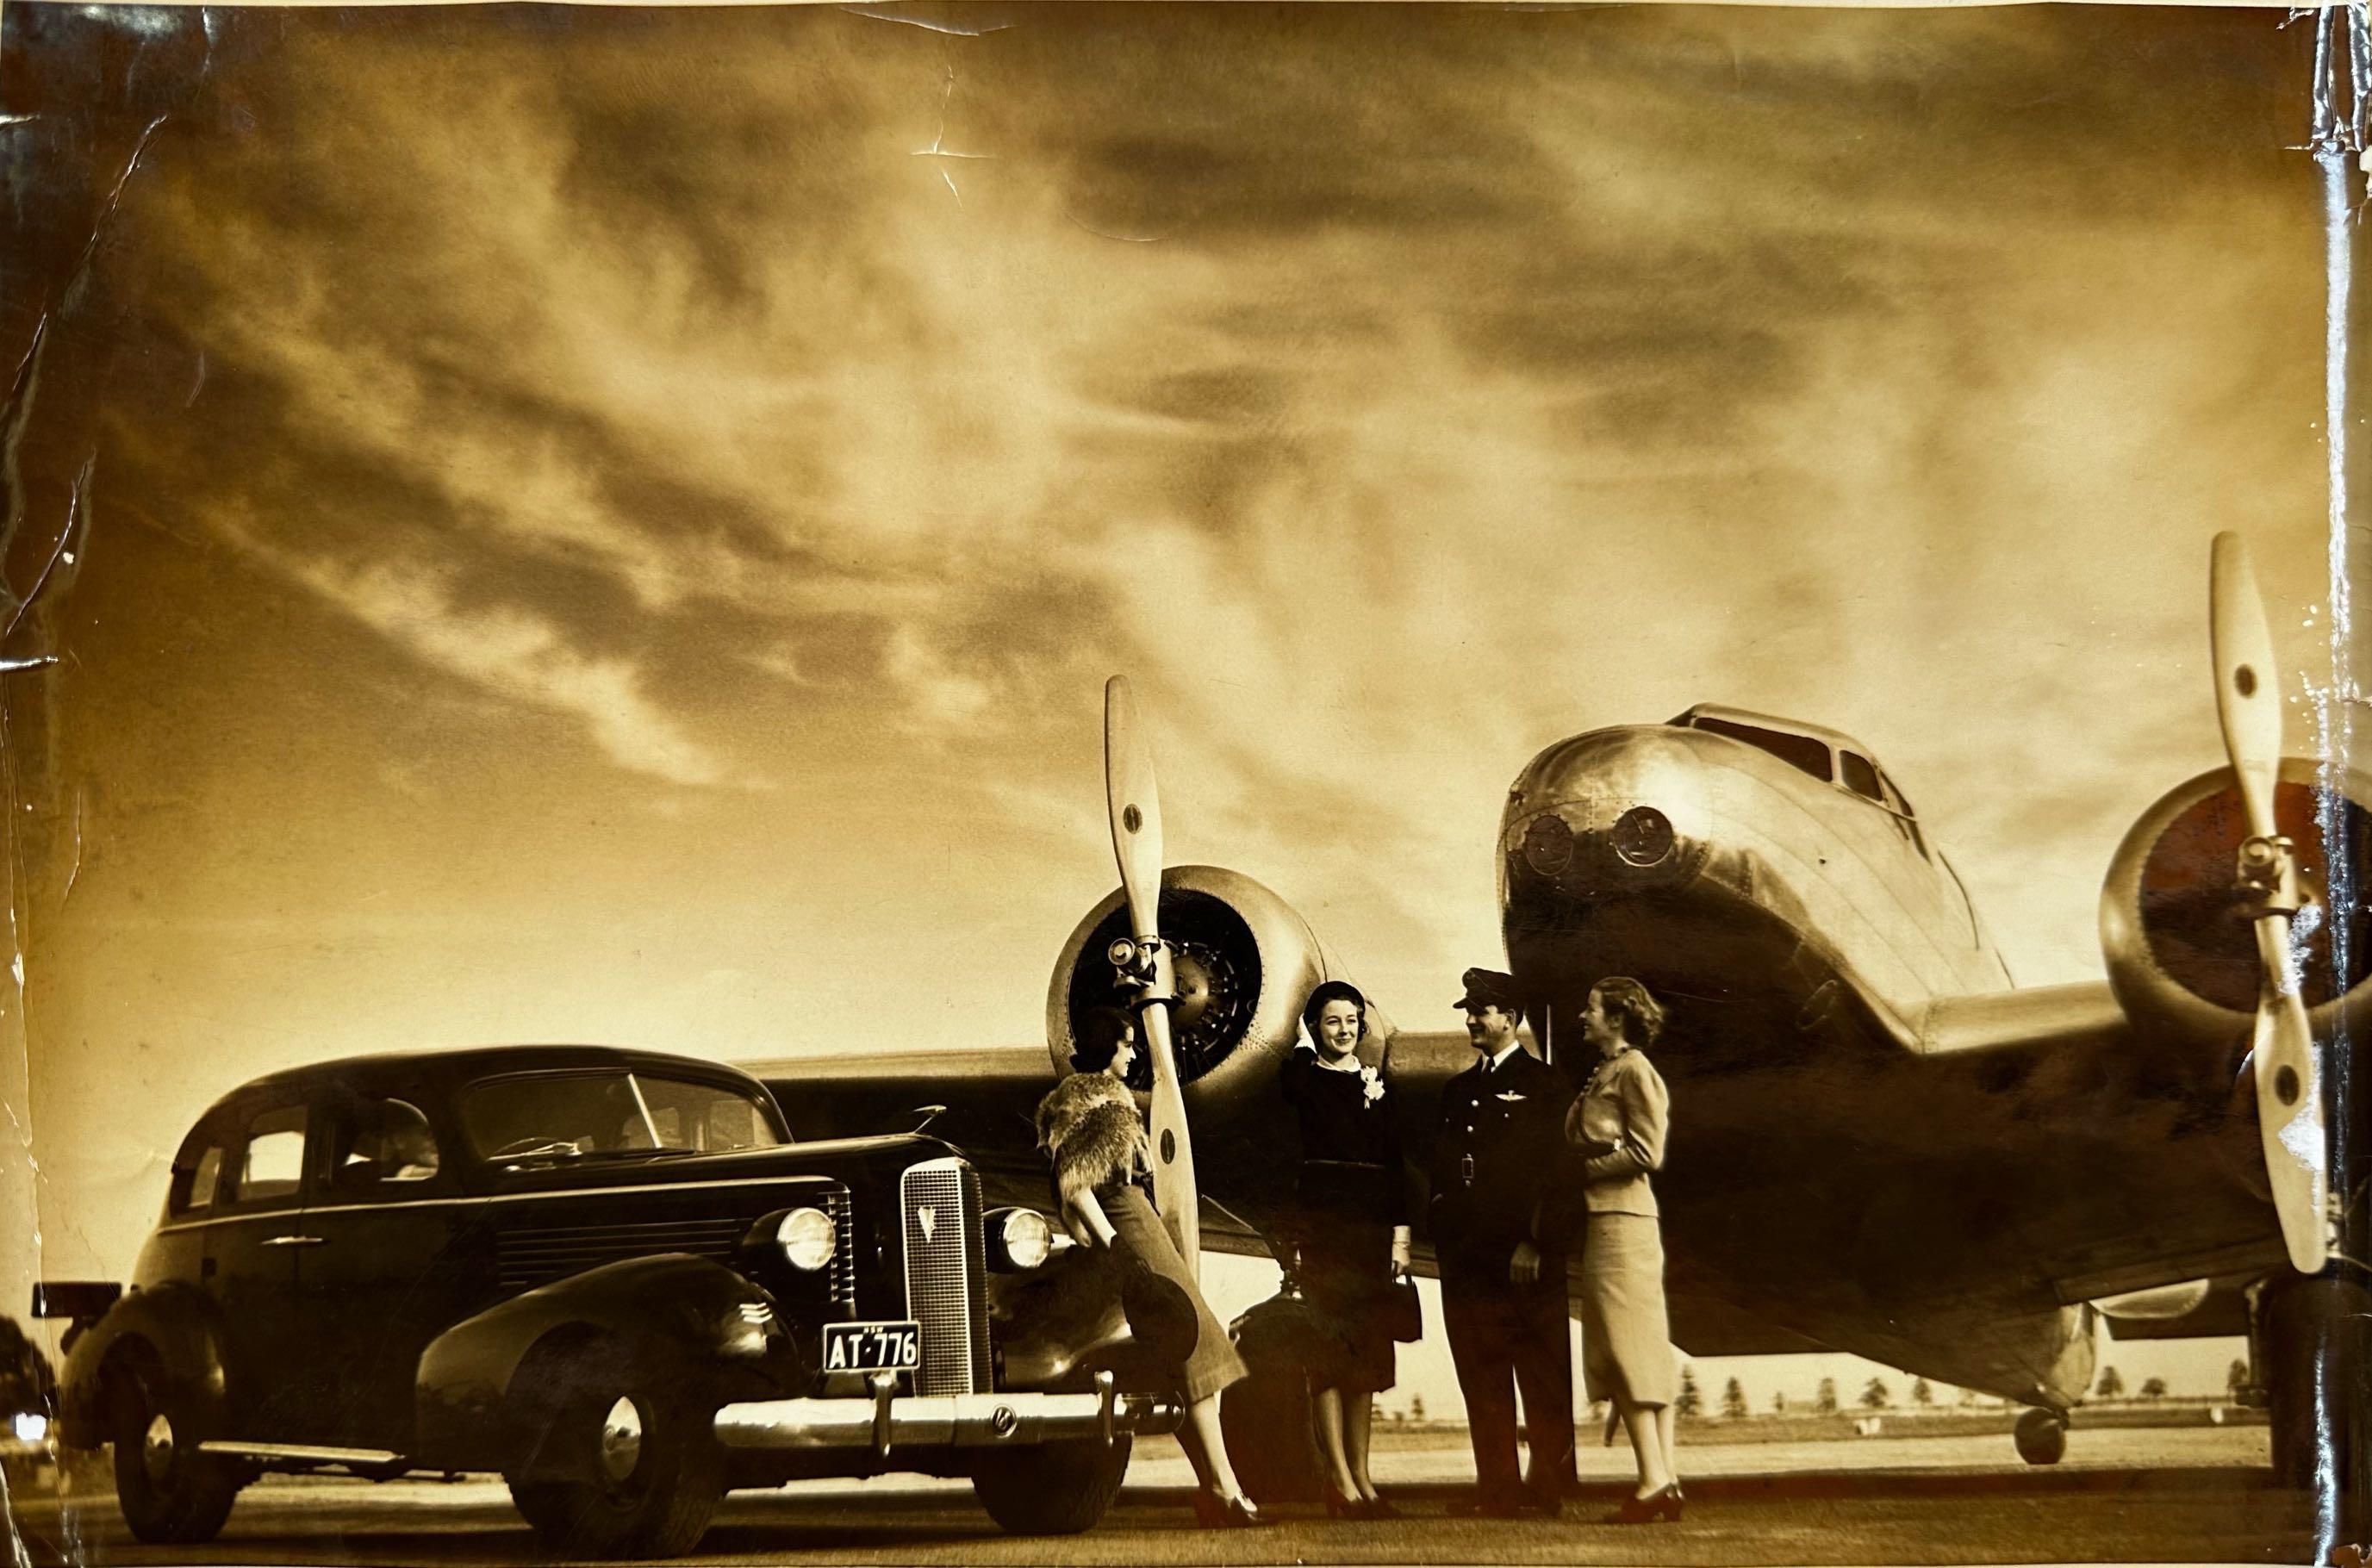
[{"xmin": 1360, "ymin": 1064, "xmax": 1385, "ymax": 1104}]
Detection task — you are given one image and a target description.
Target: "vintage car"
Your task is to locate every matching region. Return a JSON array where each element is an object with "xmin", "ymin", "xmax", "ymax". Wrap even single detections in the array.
[{"xmin": 35, "ymin": 1045, "xmax": 1176, "ymax": 1557}]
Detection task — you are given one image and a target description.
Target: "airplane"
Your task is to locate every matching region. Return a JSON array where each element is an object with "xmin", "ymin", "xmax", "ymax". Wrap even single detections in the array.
[{"xmin": 750, "ymin": 532, "xmax": 2365, "ymax": 1500}]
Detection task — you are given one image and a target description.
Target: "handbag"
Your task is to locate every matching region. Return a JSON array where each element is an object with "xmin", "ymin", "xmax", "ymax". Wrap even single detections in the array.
[{"xmin": 1382, "ymin": 1267, "xmax": 1424, "ymax": 1343}]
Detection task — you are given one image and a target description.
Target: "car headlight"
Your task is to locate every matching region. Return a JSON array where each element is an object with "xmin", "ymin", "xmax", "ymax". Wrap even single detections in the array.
[
  {"xmin": 985, "ymin": 1207, "xmax": 1053, "ymax": 1272},
  {"xmin": 776, "ymin": 1206, "xmax": 837, "ymax": 1271}
]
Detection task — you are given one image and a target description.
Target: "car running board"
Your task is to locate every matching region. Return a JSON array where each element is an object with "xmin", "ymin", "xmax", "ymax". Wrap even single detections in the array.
[{"xmin": 196, "ymin": 1440, "xmax": 411, "ymax": 1477}]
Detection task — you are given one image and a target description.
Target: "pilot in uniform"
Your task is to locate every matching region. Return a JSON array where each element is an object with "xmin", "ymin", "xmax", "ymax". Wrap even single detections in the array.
[{"xmin": 1428, "ymin": 968, "xmax": 1578, "ymax": 1516}]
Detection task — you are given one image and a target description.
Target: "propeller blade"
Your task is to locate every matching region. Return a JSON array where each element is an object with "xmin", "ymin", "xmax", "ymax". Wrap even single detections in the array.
[
  {"xmin": 2209, "ymin": 532, "xmax": 2283, "ymax": 843},
  {"xmin": 2251, "ymin": 919, "xmax": 2330, "ymax": 1274},
  {"xmin": 2209, "ymin": 535, "xmax": 2329, "ymax": 1272},
  {"xmin": 1136, "ymin": 992, "xmax": 1201, "ymax": 1267},
  {"xmin": 1101, "ymin": 676, "xmax": 1200, "ymax": 1269},
  {"xmin": 1104, "ymin": 677, "xmax": 1164, "ymax": 944}
]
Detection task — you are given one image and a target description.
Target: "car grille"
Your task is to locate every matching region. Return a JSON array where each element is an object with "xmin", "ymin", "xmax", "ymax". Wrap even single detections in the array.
[
  {"xmin": 824, "ymin": 1186, "xmax": 856, "ymax": 1311},
  {"xmin": 497, "ymin": 1215, "xmax": 749, "ymax": 1291},
  {"xmin": 900, "ymin": 1157, "xmax": 989, "ymax": 1396},
  {"xmin": 495, "ymin": 1183, "xmax": 857, "ymax": 1302}
]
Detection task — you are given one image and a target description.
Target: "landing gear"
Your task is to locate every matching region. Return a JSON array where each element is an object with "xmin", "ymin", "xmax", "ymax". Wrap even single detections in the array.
[
  {"xmin": 1218, "ymin": 1297, "xmax": 1327, "ymax": 1506},
  {"xmin": 2251, "ymin": 1272, "xmax": 2370, "ymax": 1496},
  {"xmin": 2013, "ymin": 1407, "xmax": 2067, "ymax": 1466}
]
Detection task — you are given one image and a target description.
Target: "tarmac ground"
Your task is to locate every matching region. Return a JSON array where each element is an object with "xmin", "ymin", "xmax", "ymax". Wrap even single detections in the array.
[{"xmin": 2, "ymin": 1423, "xmax": 2331, "ymax": 1566}]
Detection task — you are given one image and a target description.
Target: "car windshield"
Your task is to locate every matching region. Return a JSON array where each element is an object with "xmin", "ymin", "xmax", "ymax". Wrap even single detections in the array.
[{"xmin": 460, "ymin": 1072, "xmax": 785, "ymax": 1168}]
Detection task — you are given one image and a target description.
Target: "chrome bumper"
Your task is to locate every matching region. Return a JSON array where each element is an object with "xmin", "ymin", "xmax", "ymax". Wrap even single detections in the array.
[{"xmin": 713, "ymin": 1369, "xmax": 1181, "ymax": 1455}]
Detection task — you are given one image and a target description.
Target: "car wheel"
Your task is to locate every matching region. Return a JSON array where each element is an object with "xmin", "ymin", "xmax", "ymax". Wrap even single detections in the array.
[
  {"xmin": 108, "ymin": 1360, "xmax": 241, "ymax": 1545},
  {"xmin": 504, "ymin": 1341, "xmax": 721, "ymax": 1559},
  {"xmin": 970, "ymin": 1435, "xmax": 1131, "ymax": 1534}
]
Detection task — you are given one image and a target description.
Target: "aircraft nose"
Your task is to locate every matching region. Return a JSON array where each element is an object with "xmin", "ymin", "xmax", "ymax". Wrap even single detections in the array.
[
  {"xmin": 1502, "ymin": 728, "xmax": 1704, "ymax": 898},
  {"xmin": 1517, "ymin": 803, "xmax": 1678, "ymax": 879}
]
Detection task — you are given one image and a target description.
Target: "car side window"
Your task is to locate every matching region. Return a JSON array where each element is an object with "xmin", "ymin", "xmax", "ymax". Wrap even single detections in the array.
[
  {"xmin": 228, "ymin": 1104, "xmax": 309, "ymax": 1205},
  {"xmin": 326, "ymin": 1097, "xmax": 442, "ymax": 1193},
  {"xmin": 187, "ymin": 1147, "xmax": 225, "ymax": 1210},
  {"xmin": 170, "ymin": 1136, "xmax": 228, "ymax": 1216}
]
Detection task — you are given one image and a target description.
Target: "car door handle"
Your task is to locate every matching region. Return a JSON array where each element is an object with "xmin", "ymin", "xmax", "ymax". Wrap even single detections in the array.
[{"xmin": 260, "ymin": 1235, "xmax": 327, "ymax": 1248}]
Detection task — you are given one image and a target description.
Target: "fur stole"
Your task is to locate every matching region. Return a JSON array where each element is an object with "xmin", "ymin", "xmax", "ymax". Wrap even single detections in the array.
[{"xmin": 1036, "ymin": 1071, "xmax": 1149, "ymax": 1204}]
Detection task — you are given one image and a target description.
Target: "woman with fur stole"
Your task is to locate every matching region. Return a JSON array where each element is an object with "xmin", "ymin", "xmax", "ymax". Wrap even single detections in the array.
[{"xmin": 1036, "ymin": 1008, "xmax": 1263, "ymax": 1528}]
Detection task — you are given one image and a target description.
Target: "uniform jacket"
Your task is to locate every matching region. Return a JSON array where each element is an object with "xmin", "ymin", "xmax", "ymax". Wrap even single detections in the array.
[
  {"xmin": 1426, "ymin": 1046, "xmax": 1569, "ymax": 1276},
  {"xmin": 1563, "ymin": 1047, "xmax": 1669, "ymax": 1218}
]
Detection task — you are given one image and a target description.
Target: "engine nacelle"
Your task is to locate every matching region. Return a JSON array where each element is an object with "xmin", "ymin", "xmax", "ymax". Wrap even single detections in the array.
[
  {"xmin": 2099, "ymin": 758, "xmax": 2372, "ymax": 1055},
  {"xmin": 1044, "ymin": 865, "xmax": 1383, "ymax": 1199}
]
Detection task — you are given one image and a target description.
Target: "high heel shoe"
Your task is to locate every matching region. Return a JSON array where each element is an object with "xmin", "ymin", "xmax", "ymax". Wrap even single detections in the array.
[
  {"xmin": 1324, "ymin": 1491, "xmax": 1361, "ymax": 1519},
  {"xmin": 1354, "ymin": 1496, "xmax": 1400, "ymax": 1521},
  {"xmin": 1602, "ymin": 1484, "xmax": 1681, "ymax": 1525},
  {"xmin": 1191, "ymin": 1490, "xmax": 1268, "ymax": 1528}
]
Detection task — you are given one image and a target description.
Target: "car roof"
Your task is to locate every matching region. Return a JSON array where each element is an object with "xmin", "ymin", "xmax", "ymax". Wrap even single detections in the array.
[{"xmin": 212, "ymin": 1043, "xmax": 768, "ymax": 1109}]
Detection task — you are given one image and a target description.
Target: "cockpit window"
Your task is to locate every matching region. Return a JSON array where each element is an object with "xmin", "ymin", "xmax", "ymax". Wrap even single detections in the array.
[
  {"xmin": 1878, "ymin": 771, "xmax": 1915, "ymax": 818},
  {"xmin": 1689, "ymin": 715, "xmax": 1833, "ymax": 783},
  {"xmin": 1840, "ymin": 752, "xmax": 1883, "ymax": 802},
  {"xmin": 460, "ymin": 1072, "xmax": 786, "ymax": 1170}
]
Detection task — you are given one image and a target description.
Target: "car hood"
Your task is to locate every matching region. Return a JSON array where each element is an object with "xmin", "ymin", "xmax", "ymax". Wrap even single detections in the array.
[{"xmin": 469, "ymin": 1133, "xmax": 964, "ymax": 1197}]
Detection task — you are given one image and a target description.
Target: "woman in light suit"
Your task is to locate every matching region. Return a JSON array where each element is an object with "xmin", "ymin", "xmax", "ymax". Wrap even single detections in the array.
[{"xmin": 1566, "ymin": 976, "xmax": 1683, "ymax": 1523}]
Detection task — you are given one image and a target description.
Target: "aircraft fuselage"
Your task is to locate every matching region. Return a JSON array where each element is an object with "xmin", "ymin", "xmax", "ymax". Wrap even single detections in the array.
[{"xmin": 1398, "ymin": 716, "xmax": 2277, "ymax": 1408}]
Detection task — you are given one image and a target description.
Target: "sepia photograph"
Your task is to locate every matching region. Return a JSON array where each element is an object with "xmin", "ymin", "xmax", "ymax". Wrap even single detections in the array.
[{"xmin": 1, "ymin": 1, "xmax": 2367, "ymax": 1563}]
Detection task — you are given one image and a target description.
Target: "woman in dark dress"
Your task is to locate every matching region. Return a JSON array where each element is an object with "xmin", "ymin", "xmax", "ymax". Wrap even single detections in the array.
[
  {"xmin": 1277, "ymin": 980, "xmax": 1411, "ymax": 1520},
  {"xmin": 1036, "ymin": 1009, "xmax": 1264, "ymax": 1528}
]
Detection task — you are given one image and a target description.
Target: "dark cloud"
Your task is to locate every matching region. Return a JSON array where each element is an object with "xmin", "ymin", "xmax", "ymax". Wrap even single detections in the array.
[{"xmin": 0, "ymin": 1, "xmax": 2337, "ymax": 1304}]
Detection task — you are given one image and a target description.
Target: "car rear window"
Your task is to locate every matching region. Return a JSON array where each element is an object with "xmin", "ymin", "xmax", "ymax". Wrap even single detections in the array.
[{"xmin": 172, "ymin": 1144, "xmax": 226, "ymax": 1215}]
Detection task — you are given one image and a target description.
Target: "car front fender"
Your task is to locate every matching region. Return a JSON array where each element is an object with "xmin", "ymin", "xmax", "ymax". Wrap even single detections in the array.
[
  {"xmin": 56, "ymin": 1284, "xmax": 229, "ymax": 1449},
  {"xmin": 988, "ymin": 1244, "xmax": 1163, "ymax": 1393},
  {"xmin": 415, "ymin": 1254, "xmax": 792, "ymax": 1471}
]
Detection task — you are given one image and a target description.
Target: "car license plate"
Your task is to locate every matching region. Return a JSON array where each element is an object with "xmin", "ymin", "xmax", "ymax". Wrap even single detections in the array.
[{"xmin": 822, "ymin": 1320, "xmax": 921, "ymax": 1373}]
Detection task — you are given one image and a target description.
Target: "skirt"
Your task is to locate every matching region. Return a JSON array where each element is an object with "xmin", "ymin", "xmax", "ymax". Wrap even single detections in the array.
[
  {"xmin": 1578, "ymin": 1213, "xmax": 1679, "ymax": 1406},
  {"xmin": 1296, "ymin": 1221, "xmax": 1398, "ymax": 1394},
  {"xmin": 1103, "ymin": 1183, "xmax": 1248, "ymax": 1403}
]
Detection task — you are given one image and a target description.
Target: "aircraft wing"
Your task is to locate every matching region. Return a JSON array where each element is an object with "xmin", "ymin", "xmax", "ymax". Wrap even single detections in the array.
[
  {"xmin": 1831, "ymin": 979, "xmax": 2286, "ymax": 1311},
  {"xmin": 745, "ymin": 1047, "xmax": 1056, "ymax": 1207},
  {"xmin": 743, "ymin": 980, "xmax": 2285, "ymax": 1366},
  {"xmin": 1904, "ymin": 980, "xmax": 2133, "ymax": 1059}
]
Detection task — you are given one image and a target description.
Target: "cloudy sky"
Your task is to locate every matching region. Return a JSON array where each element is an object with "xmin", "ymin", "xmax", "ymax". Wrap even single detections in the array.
[{"xmin": 0, "ymin": 3, "xmax": 2338, "ymax": 1400}]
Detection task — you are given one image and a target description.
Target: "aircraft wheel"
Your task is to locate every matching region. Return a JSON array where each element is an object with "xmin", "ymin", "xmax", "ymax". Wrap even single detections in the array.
[
  {"xmin": 970, "ymin": 1435, "xmax": 1131, "ymax": 1534},
  {"xmin": 1219, "ymin": 1293, "xmax": 1335, "ymax": 1506},
  {"xmin": 2256, "ymin": 1272, "xmax": 2370, "ymax": 1496},
  {"xmin": 107, "ymin": 1355, "xmax": 242, "ymax": 1545},
  {"xmin": 1220, "ymin": 1367, "xmax": 1326, "ymax": 1505},
  {"xmin": 2013, "ymin": 1408, "xmax": 2066, "ymax": 1466}
]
